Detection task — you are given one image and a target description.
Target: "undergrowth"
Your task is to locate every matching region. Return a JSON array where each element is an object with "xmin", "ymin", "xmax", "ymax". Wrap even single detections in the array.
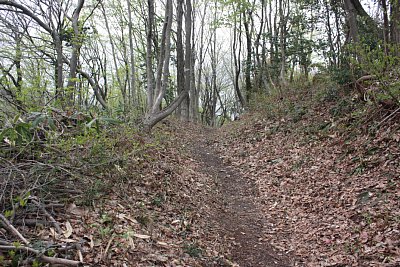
[{"xmin": 244, "ymin": 76, "xmax": 398, "ymax": 139}]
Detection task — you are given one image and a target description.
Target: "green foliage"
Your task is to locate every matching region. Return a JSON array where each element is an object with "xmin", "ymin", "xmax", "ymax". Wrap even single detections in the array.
[
  {"xmin": 0, "ymin": 111, "xmax": 61, "ymax": 151},
  {"xmin": 85, "ymin": 116, "xmax": 121, "ymax": 134},
  {"xmin": 32, "ymin": 259, "xmax": 42, "ymax": 267},
  {"xmin": 290, "ymin": 105, "xmax": 307, "ymax": 123},
  {"xmin": 30, "ymin": 112, "xmax": 57, "ymax": 131},
  {"xmin": 60, "ymin": 22, "xmax": 90, "ymax": 47},
  {"xmin": 99, "ymin": 226, "xmax": 112, "ymax": 239},
  {"xmin": 329, "ymin": 98, "xmax": 354, "ymax": 117},
  {"xmin": 152, "ymin": 194, "xmax": 165, "ymax": 207},
  {"xmin": 329, "ymin": 65, "xmax": 353, "ymax": 85},
  {"xmin": 184, "ymin": 243, "xmax": 202, "ymax": 257},
  {"xmin": 83, "ymin": 179, "xmax": 106, "ymax": 205},
  {"xmin": 4, "ymin": 210, "xmax": 14, "ymax": 218},
  {"xmin": 351, "ymin": 42, "xmax": 400, "ymax": 104},
  {"xmin": 14, "ymin": 191, "xmax": 30, "ymax": 207},
  {"xmin": 0, "ymin": 115, "xmax": 32, "ymax": 146}
]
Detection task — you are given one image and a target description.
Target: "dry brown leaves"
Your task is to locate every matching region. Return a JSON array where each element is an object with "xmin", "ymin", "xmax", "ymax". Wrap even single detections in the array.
[
  {"xmin": 67, "ymin": 122, "xmax": 229, "ymax": 266},
  {"xmin": 0, "ymin": 121, "xmax": 228, "ymax": 266},
  {"xmin": 216, "ymin": 106, "xmax": 399, "ymax": 267}
]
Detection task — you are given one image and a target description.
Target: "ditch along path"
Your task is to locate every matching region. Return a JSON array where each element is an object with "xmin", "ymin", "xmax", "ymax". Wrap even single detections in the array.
[{"xmin": 189, "ymin": 127, "xmax": 291, "ymax": 267}]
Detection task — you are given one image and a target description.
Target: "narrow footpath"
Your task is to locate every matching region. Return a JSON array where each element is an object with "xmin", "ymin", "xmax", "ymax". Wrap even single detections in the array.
[{"xmin": 189, "ymin": 128, "xmax": 291, "ymax": 267}]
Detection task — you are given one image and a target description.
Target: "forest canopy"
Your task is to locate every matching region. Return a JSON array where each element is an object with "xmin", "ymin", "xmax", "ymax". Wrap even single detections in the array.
[{"xmin": 0, "ymin": 0, "xmax": 399, "ymax": 129}]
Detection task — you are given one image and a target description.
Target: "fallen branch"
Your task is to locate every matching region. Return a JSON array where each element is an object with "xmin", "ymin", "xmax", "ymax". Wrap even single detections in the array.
[
  {"xmin": 0, "ymin": 245, "xmax": 82, "ymax": 266},
  {"xmin": 0, "ymin": 214, "xmax": 29, "ymax": 245},
  {"xmin": 102, "ymin": 233, "xmax": 115, "ymax": 260},
  {"xmin": 14, "ymin": 219, "xmax": 52, "ymax": 227},
  {"xmin": 355, "ymin": 75, "xmax": 377, "ymax": 99},
  {"xmin": 30, "ymin": 197, "xmax": 62, "ymax": 234},
  {"xmin": 356, "ymin": 74, "xmax": 376, "ymax": 84},
  {"xmin": 377, "ymin": 106, "xmax": 400, "ymax": 127}
]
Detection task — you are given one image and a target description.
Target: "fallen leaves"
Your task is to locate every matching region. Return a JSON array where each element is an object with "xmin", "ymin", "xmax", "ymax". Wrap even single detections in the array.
[
  {"xmin": 132, "ymin": 233, "xmax": 151, "ymax": 240},
  {"xmin": 216, "ymin": 104, "xmax": 400, "ymax": 266},
  {"xmin": 0, "ymin": 121, "xmax": 231, "ymax": 266},
  {"xmin": 64, "ymin": 221, "xmax": 73, "ymax": 238}
]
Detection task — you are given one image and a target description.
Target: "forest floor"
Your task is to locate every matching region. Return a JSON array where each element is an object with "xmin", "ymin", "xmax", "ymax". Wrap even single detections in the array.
[
  {"xmin": 188, "ymin": 127, "xmax": 291, "ymax": 267},
  {"xmin": 211, "ymin": 90, "xmax": 400, "ymax": 266},
  {"xmin": 1, "ymin": 86, "xmax": 399, "ymax": 267}
]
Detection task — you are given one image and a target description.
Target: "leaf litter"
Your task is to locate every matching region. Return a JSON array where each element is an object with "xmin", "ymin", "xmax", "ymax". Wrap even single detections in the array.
[
  {"xmin": 215, "ymin": 100, "xmax": 399, "ymax": 266},
  {"xmin": 1, "ymin": 99, "xmax": 398, "ymax": 267}
]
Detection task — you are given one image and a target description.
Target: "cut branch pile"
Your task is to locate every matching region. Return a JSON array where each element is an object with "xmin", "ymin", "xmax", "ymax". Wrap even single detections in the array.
[{"xmin": 0, "ymin": 158, "xmax": 85, "ymax": 265}]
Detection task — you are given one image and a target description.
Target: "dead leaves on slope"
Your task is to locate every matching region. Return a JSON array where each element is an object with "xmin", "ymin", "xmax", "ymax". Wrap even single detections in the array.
[{"xmin": 217, "ymin": 109, "xmax": 399, "ymax": 267}]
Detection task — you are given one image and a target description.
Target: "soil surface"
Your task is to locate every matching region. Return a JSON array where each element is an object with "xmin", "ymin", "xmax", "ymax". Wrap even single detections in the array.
[{"xmin": 189, "ymin": 128, "xmax": 291, "ymax": 267}]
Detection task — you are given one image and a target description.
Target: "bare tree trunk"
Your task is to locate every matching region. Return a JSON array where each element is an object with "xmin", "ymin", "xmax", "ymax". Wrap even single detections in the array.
[
  {"xmin": 184, "ymin": 0, "xmax": 192, "ymax": 122},
  {"xmin": 146, "ymin": 0, "xmax": 155, "ymax": 111},
  {"xmin": 254, "ymin": 0, "xmax": 265, "ymax": 92},
  {"xmin": 176, "ymin": 0, "xmax": 185, "ymax": 119},
  {"xmin": 102, "ymin": 2, "xmax": 126, "ymax": 109},
  {"xmin": 390, "ymin": 0, "xmax": 400, "ymax": 44},
  {"xmin": 66, "ymin": 0, "xmax": 85, "ymax": 106},
  {"xmin": 15, "ymin": 35, "xmax": 22, "ymax": 92},
  {"xmin": 210, "ymin": 0, "xmax": 218, "ymax": 126},
  {"xmin": 152, "ymin": 0, "xmax": 173, "ymax": 113},
  {"xmin": 232, "ymin": 11, "xmax": 245, "ymax": 108},
  {"xmin": 127, "ymin": 0, "xmax": 137, "ymax": 107},
  {"xmin": 332, "ymin": 2, "xmax": 343, "ymax": 65},
  {"xmin": 143, "ymin": 0, "xmax": 192, "ymax": 131},
  {"xmin": 344, "ymin": 0, "xmax": 359, "ymax": 43},
  {"xmin": 243, "ymin": 11, "xmax": 252, "ymax": 102},
  {"xmin": 196, "ymin": 3, "xmax": 208, "ymax": 121},
  {"xmin": 190, "ymin": 47, "xmax": 197, "ymax": 122},
  {"xmin": 54, "ymin": 33, "xmax": 64, "ymax": 99},
  {"xmin": 189, "ymin": 5, "xmax": 197, "ymax": 122},
  {"xmin": 324, "ymin": 0, "xmax": 337, "ymax": 67},
  {"xmin": 279, "ymin": 0, "xmax": 288, "ymax": 86}
]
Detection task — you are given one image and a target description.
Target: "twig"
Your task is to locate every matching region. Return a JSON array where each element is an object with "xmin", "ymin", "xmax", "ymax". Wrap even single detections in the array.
[
  {"xmin": 0, "ymin": 214, "xmax": 29, "ymax": 245},
  {"xmin": 102, "ymin": 233, "xmax": 115, "ymax": 259},
  {"xmin": 76, "ymin": 243, "xmax": 83, "ymax": 262},
  {"xmin": 0, "ymin": 245, "xmax": 82, "ymax": 266},
  {"xmin": 356, "ymin": 74, "xmax": 376, "ymax": 84},
  {"xmin": 26, "ymin": 160, "xmax": 80, "ymax": 179},
  {"xmin": 30, "ymin": 197, "xmax": 62, "ymax": 234},
  {"xmin": 0, "ymin": 168, "xmax": 12, "ymax": 205},
  {"xmin": 14, "ymin": 218, "xmax": 52, "ymax": 227},
  {"xmin": 377, "ymin": 106, "xmax": 400, "ymax": 127}
]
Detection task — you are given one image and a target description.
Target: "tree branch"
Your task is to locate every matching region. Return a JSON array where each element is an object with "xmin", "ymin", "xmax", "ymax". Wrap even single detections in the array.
[{"xmin": 0, "ymin": 1, "xmax": 52, "ymax": 34}]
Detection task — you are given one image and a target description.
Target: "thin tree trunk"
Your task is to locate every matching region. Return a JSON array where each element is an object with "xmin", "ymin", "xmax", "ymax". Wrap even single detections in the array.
[
  {"xmin": 390, "ymin": 0, "xmax": 400, "ymax": 44},
  {"xmin": 127, "ymin": 0, "xmax": 137, "ymax": 107},
  {"xmin": 146, "ymin": 0, "xmax": 155, "ymax": 110},
  {"xmin": 279, "ymin": 0, "xmax": 288, "ymax": 86},
  {"xmin": 243, "ymin": 11, "xmax": 252, "ymax": 101},
  {"xmin": 344, "ymin": 0, "xmax": 359, "ymax": 43},
  {"xmin": 152, "ymin": 0, "xmax": 173, "ymax": 113},
  {"xmin": 196, "ymin": 3, "xmax": 207, "ymax": 121},
  {"xmin": 54, "ymin": 34, "xmax": 64, "ymax": 99},
  {"xmin": 101, "ymin": 2, "xmax": 126, "ymax": 107},
  {"xmin": 15, "ymin": 36, "xmax": 22, "ymax": 92},
  {"xmin": 324, "ymin": 0, "xmax": 337, "ymax": 67},
  {"xmin": 66, "ymin": 0, "xmax": 85, "ymax": 106},
  {"xmin": 232, "ymin": 11, "xmax": 245, "ymax": 107},
  {"xmin": 176, "ymin": 0, "xmax": 185, "ymax": 119},
  {"xmin": 190, "ymin": 6, "xmax": 197, "ymax": 122},
  {"xmin": 184, "ymin": 0, "xmax": 192, "ymax": 122}
]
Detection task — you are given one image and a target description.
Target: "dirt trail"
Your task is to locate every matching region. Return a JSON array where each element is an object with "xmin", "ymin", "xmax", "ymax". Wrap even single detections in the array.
[{"xmin": 190, "ymin": 129, "xmax": 291, "ymax": 267}]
